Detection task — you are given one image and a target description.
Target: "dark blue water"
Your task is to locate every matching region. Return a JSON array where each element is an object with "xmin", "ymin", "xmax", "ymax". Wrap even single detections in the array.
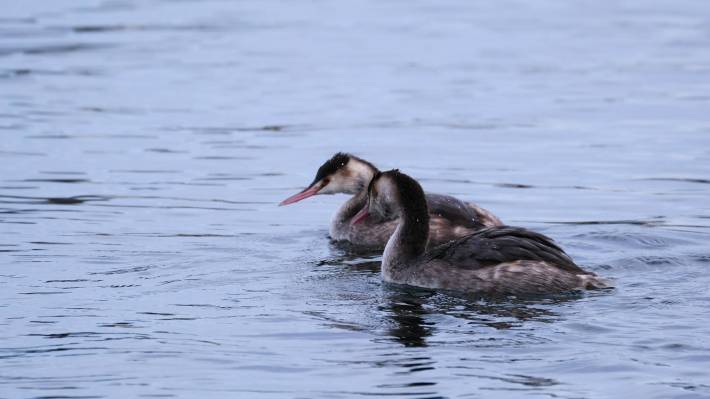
[{"xmin": 2, "ymin": 1, "xmax": 710, "ymax": 398}]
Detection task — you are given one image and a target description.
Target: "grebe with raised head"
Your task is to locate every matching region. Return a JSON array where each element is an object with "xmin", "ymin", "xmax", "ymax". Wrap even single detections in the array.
[
  {"xmin": 351, "ymin": 169, "xmax": 609, "ymax": 295},
  {"xmin": 280, "ymin": 153, "xmax": 502, "ymax": 249}
]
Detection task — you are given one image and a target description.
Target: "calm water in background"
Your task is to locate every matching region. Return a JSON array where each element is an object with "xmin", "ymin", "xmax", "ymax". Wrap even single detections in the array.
[{"xmin": 2, "ymin": 1, "xmax": 710, "ymax": 398}]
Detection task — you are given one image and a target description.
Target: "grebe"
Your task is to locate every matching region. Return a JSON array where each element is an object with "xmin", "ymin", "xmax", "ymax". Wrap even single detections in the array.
[
  {"xmin": 279, "ymin": 153, "xmax": 502, "ymax": 249},
  {"xmin": 351, "ymin": 170, "xmax": 609, "ymax": 295}
]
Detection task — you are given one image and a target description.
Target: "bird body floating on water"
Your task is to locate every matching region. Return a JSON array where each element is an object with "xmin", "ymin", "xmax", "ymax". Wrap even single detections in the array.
[
  {"xmin": 280, "ymin": 153, "xmax": 502, "ymax": 250},
  {"xmin": 351, "ymin": 169, "xmax": 610, "ymax": 295}
]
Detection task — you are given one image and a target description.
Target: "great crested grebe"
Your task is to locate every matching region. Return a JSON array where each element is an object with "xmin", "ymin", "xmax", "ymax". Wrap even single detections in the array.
[
  {"xmin": 279, "ymin": 153, "xmax": 502, "ymax": 249},
  {"xmin": 351, "ymin": 170, "xmax": 609, "ymax": 295}
]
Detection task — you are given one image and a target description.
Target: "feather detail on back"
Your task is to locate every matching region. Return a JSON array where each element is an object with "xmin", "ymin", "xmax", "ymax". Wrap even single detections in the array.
[{"xmin": 424, "ymin": 226, "xmax": 586, "ymax": 274}]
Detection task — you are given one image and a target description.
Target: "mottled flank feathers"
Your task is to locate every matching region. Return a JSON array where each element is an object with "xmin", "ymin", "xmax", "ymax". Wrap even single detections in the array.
[{"xmin": 424, "ymin": 226, "xmax": 585, "ymax": 274}]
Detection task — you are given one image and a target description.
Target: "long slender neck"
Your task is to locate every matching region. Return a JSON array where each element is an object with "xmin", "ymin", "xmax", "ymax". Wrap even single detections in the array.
[{"xmin": 382, "ymin": 195, "xmax": 430, "ymax": 272}]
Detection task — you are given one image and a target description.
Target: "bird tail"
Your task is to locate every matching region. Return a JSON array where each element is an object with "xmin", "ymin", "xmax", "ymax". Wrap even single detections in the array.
[{"xmin": 577, "ymin": 274, "xmax": 613, "ymax": 290}]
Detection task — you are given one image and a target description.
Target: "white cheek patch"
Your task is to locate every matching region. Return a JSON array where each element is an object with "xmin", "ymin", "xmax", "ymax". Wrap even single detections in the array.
[
  {"xmin": 320, "ymin": 178, "xmax": 347, "ymax": 194},
  {"xmin": 320, "ymin": 159, "xmax": 374, "ymax": 195}
]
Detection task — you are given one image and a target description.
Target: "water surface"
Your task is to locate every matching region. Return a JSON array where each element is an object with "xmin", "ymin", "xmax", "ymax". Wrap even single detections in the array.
[{"xmin": 2, "ymin": 1, "xmax": 710, "ymax": 398}]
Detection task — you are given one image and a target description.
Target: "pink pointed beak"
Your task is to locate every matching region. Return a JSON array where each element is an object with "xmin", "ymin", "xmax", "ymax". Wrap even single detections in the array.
[
  {"xmin": 279, "ymin": 185, "xmax": 321, "ymax": 206},
  {"xmin": 351, "ymin": 205, "xmax": 370, "ymax": 225}
]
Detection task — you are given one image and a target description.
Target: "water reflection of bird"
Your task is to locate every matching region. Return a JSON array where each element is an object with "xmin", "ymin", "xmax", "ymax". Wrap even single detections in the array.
[
  {"xmin": 353, "ymin": 170, "xmax": 610, "ymax": 295},
  {"xmin": 379, "ymin": 287, "xmax": 573, "ymax": 347},
  {"xmin": 280, "ymin": 153, "xmax": 502, "ymax": 250},
  {"xmin": 381, "ymin": 289, "xmax": 435, "ymax": 348}
]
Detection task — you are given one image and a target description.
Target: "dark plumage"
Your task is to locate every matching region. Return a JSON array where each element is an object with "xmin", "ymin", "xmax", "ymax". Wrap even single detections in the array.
[
  {"xmin": 424, "ymin": 226, "xmax": 586, "ymax": 274},
  {"xmin": 425, "ymin": 193, "xmax": 486, "ymax": 230},
  {"xmin": 383, "ymin": 170, "xmax": 430, "ymax": 258},
  {"xmin": 364, "ymin": 170, "xmax": 610, "ymax": 295}
]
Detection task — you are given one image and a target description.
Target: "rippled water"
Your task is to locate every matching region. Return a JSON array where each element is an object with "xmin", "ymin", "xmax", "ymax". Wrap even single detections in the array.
[{"xmin": 2, "ymin": 1, "xmax": 710, "ymax": 398}]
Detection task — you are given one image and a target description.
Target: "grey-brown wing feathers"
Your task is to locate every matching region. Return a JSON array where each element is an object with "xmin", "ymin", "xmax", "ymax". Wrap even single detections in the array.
[
  {"xmin": 424, "ymin": 193, "xmax": 486, "ymax": 230},
  {"xmin": 425, "ymin": 226, "xmax": 587, "ymax": 274}
]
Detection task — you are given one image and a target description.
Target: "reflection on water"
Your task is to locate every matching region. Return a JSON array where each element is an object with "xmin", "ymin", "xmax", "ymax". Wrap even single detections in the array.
[
  {"xmin": 382, "ymin": 290, "xmax": 436, "ymax": 348},
  {"xmin": 379, "ymin": 287, "xmax": 575, "ymax": 348},
  {"xmin": 2, "ymin": 0, "xmax": 710, "ymax": 398}
]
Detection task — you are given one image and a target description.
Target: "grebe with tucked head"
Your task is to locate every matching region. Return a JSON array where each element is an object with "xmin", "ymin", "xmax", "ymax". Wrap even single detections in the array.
[
  {"xmin": 351, "ymin": 169, "xmax": 609, "ymax": 295},
  {"xmin": 280, "ymin": 153, "xmax": 502, "ymax": 249}
]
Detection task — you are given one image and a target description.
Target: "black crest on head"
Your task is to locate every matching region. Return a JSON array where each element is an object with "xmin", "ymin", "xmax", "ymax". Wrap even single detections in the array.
[{"xmin": 309, "ymin": 152, "xmax": 351, "ymax": 187}]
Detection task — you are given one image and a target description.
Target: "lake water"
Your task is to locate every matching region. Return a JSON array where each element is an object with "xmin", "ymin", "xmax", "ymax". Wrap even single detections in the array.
[{"xmin": 2, "ymin": 1, "xmax": 710, "ymax": 398}]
